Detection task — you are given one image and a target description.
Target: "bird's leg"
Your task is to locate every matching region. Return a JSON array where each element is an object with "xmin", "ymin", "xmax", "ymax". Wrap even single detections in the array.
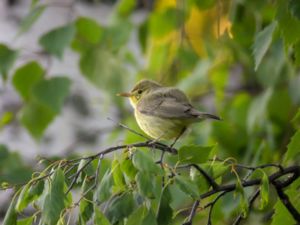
[
  {"xmin": 157, "ymin": 127, "xmax": 187, "ymax": 165},
  {"xmin": 170, "ymin": 127, "xmax": 186, "ymax": 148}
]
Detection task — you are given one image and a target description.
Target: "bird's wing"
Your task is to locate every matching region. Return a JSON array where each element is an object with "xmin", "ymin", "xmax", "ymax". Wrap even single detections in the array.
[{"xmin": 137, "ymin": 88, "xmax": 201, "ymax": 119}]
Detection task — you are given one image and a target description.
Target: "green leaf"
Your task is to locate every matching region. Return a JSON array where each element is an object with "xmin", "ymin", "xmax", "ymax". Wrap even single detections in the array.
[
  {"xmin": 3, "ymin": 196, "xmax": 17, "ymax": 225},
  {"xmin": 157, "ymin": 186, "xmax": 173, "ymax": 225},
  {"xmin": 253, "ymin": 22, "xmax": 277, "ymax": 71},
  {"xmin": 19, "ymin": 5, "xmax": 46, "ymax": 34},
  {"xmin": 78, "ymin": 47, "xmax": 124, "ymax": 98},
  {"xmin": 192, "ymin": 0, "xmax": 215, "ymax": 9},
  {"xmin": 79, "ymin": 177, "xmax": 94, "ymax": 224},
  {"xmin": 120, "ymin": 156, "xmax": 138, "ymax": 181},
  {"xmin": 235, "ymin": 177, "xmax": 248, "ymax": 218},
  {"xmin": 94, "ymin": 170, "xmax": 113, "ymax": 203},
  {"xmin": 41, "ymin": 169, "xmax": 66, "ymax": 225},
  {"xmin": 0, "ymin": 111, "xmax": 14, "ymax": 128},
  {"xmin": 150, "ymin": 8, "xmax": 183, "ymax": 37},
  {"xmin": 116, "ymin": 0, "xmax": 136, "ymax": 17},
  {"xmin": 175, "ymin": 175, "xmax": 199, "ymax": 199},
  {"xmin": 271, "ymin": 198, "xmax": 297, "ymax": 225},
  {"xmin": 291, "ymin": 108, "xmax": 300, "ymax": 128},
  {"xmin": 142, "ymin": 210, "xmax": 157, "ymax": 225},
  {"xmin": 276, "ymin": 0, "xmax": 300, "ymax": 46},
  {"xmin": 17, "ymin": 217, "xmax": 34, "ymax": 225},
  {"xmin": 260, "ymin": 170, "xmax": 269, "ymax": 210},
  {"xmin": 283, "ymin": 129, "xmax": 300, "ymax": 163},
  {"xmin": 74, "ymin": 17, "xmax": 102, "ymax": 46},
  {"xmin": 112, "ymin": 159, "xmax": 126, "ymax": 191},
  {"xmin": 247, "ymin": 88, "xmax": 272, "ymax": 133},
  {"xmin": 105, "ymin": 192, "xmax": 135, "ymax": 224},
  {"xmin": 125, "ymin": 206, "xmax": 146, "ymax": 225},
  {"xmin": 136, "ymin": 172, "xmax": 155, "ymax": 198},
  {"xmin": 32, "ymin": 77, "xmax": 71, "ymax": 113},
  {"xmin": 16, "ymin": 181, "xmax": 44, "ymax": 212},
  {"xmin": 20, "ymin": 102, "xmax": 55, "ymax": 139},
  {"xmin": 294, "ymin": 41, "xmax": 300, "ymax": 66},
  {"xmin": 0, "ymin": 44, "xmax": 18, "ymax": 80},
  {"xmin": 39, "ymin": 23, "xmax": 75, "ymax": 58},
  {"xmin": 132, "ymin": 149, "xmax": 161, "ymax": 174},
  {"xmin": 102, "ymin": 20, "xmax": 133, "ymax": 51},
  {"xmin": 289, "ymin": 0, "xmax": 300, "ymax": 20},
  {"xmin": 94, "ymin": 207, "xmax": 111, "ymax": 225},
  {"xmin": 12, "ymin": 61, "xmax": 44, "ymax": 101},
  {"xmin": 178, "ymin": 145, "xmax": 214, "ymax": 164}
]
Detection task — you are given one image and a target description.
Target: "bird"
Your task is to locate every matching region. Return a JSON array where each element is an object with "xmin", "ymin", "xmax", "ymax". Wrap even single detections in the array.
[{"xmin": 118, "ymin": 79, "xmax": 220, "ymax": 144}]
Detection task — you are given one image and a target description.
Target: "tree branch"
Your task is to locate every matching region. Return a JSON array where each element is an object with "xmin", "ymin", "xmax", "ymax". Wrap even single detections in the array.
[{"xmin": 273, "ymin": 180, "xmax": 300, "ymax": 222}]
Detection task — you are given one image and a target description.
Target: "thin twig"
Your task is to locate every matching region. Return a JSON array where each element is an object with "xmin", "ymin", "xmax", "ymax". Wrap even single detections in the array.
[
  {"xmin": 107, "ymin": 117, "xmax": 150, "ymax": 141},
  {"xmin": 65, "ymin": 158, "xmax": 94, "ymax": 195},
  {"xmin": 207, "ymin": 191, "xmax": 227, "ymax": 225},
  {"xmin": 182, "ymin": 200, "xmax": 200, "ymax": 225}
]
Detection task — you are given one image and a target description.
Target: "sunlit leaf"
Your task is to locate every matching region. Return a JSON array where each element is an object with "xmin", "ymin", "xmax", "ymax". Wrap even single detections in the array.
[
  {"xmin": 112, "ymin": 159, "xmax": 126, "ymax": 191},
  {"xmin": 235, "ymin": 177, "xmax": 248, "ymax": 218},
  {"xmin": 120, "ymin": 156, "xmax": 138, "ymax": 181},
  {"xmin": 39, "ymin": 23, "xmax": 75, "ymax": 58},
  {"xmin": 253, "ymin": 22, "xmax": 277, "ymax": 71},
  {"xmin": 17, "ymin": 216, "xmax": 34, "ymax": 225},
  {"xmin": 73, "ymin": 17, "xmax": 102, "ymax": 49},
  {"xmin": 94, "ymin": 207, "xmax": 111, "ymax": 225},
  {"xmin": 192, "ymin": 0, "xmax": 215, "ymax": 9},
  {"xmin": 0, "ymin": 111, "xmax": 14, "ymax": 128},
  {"xmin": 150, "ymin": 8, "xmax": 183, "ymax": 37},
  {"xmin": 116, "ymin": 0, "xmax": 136, "ymax": 17},
  {"xmin": 260, "ymin": 170, "xmax": 269, "ymax": 209}
]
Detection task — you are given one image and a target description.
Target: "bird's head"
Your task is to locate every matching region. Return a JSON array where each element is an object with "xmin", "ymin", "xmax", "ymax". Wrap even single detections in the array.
[{"xmin": 118, "ymin": 79, "xmax": 161, "ymax": 108}]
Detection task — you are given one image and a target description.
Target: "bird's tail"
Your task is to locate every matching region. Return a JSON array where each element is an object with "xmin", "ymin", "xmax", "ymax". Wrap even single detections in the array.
[{"xmin": 199, "ymin": 113, "xmax": 221, "ymax": 120}]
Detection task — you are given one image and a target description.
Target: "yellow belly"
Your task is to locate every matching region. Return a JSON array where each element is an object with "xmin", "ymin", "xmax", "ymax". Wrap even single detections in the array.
[{"xmin": 134, "ymin": 110, "xmax": 186, "ymax": 140}]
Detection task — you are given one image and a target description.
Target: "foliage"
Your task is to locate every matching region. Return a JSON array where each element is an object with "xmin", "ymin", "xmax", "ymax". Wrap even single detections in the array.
[{"xmin": 1, "ymin": 0, "xmax": 300, "ymax": 225}]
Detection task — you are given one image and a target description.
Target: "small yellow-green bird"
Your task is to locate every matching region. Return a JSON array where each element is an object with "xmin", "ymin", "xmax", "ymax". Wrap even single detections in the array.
[{"xmin": 118, "ymin": 79, "xmax": 220, "ymax": 142}]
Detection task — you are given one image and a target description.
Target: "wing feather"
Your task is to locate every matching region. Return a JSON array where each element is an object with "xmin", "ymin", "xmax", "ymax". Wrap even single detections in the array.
[{"xmin": 137, "ymin": 88, "xmax": 200, "ymax": 119}]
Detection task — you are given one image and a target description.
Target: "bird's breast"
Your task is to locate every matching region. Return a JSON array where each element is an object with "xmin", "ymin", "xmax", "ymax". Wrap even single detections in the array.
[{"xmin": 134, "ymin": 109, "xmax": 186, "ymax": 140}]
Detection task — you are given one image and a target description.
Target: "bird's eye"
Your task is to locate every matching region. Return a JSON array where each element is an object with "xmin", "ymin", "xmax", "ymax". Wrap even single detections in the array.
[{"xmin": 137, "ymin": 89, "xmax": 143, "ymax": 94}]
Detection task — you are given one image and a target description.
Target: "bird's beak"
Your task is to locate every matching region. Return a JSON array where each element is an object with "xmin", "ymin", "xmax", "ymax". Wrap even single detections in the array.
[{"xmin": 117, "ymin": 92, "xmax": 132, "ymax": 97}]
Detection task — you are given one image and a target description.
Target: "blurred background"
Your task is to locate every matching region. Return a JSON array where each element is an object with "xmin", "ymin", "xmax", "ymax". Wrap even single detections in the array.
[{"xmin": 0, "ymin": 0, "xmax": 300, "ymax": 223}]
